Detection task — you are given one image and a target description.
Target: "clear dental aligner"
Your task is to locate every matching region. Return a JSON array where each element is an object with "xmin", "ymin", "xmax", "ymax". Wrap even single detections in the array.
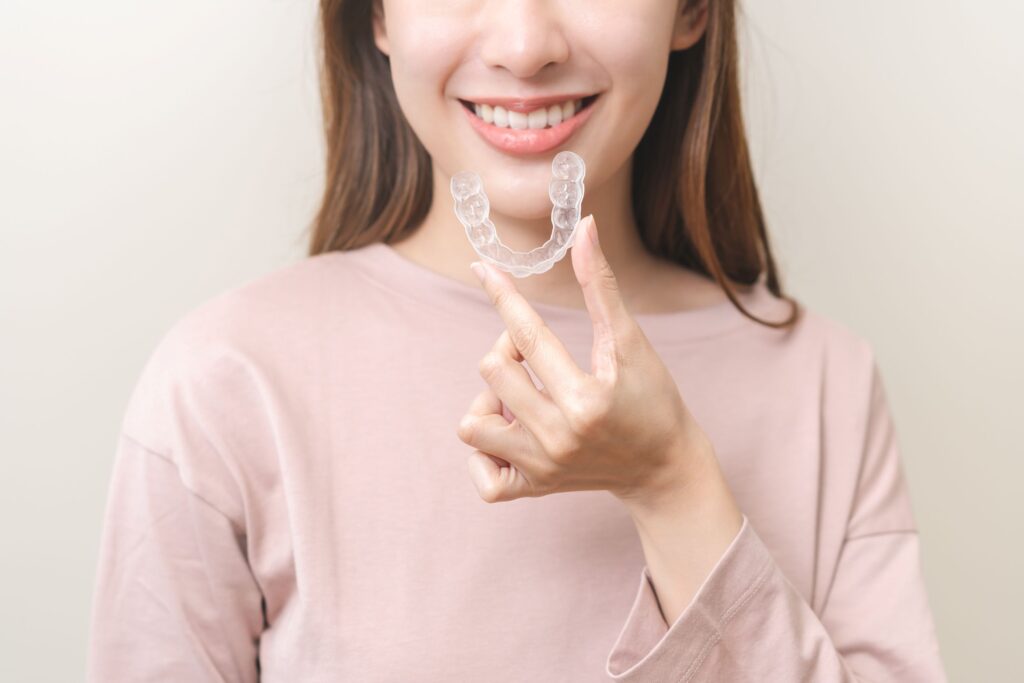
[{"xmin": 450, "ymin": 150, "xmax": 585, "ymax": 278}]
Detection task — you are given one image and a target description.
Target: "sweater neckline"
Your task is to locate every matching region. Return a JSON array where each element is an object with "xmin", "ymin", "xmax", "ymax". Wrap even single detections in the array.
[{"xmin": 336, "ymin": 241, "xmax": 785, "ymax": 344}]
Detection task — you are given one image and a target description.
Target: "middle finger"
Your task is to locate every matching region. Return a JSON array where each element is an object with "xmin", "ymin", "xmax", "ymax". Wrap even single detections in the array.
[
  {"xmin": 473, "ymin": 261, "xmax": 587, "ymax": 409},
  {"xmin": 480, "ymin": 329, "xmax": 563, "ymax": 436}
]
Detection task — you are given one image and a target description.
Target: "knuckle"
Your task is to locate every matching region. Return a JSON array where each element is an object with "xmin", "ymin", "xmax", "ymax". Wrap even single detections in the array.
[
  {"xmin": 478, "ymin": 352, "xmax": 503, "ymax": 382},
  {"xmin": 596, "ymin": 260, "xmax": 619, "ymax": 289},
  {"xmin": 566, "ymin": 408, "xmax": 597, "ymax": 438},
  {"xmin": 510, "ymin": 323, "xmax": 541, "ymax": 358},
  {"xmin": 545, "ymin": 432, "xmax": 580, "ymax": 465},
  {"xmin": 565, "ymin": 391, "xmax": 610, "ymax": 437},
  {"xmin": 457, "ymin": 415, "xmax": 477, "ymax": 443},
  {"xmin": 478, "ymin": 480, "xmax": 503, "ymax": 503},
  {"xmin": 492, "ymin": 287, "xmax": 516, "ymax": 311},
  {"xmin": 530, "ymin": 459, "xmax": 560, "ymax": 489}
]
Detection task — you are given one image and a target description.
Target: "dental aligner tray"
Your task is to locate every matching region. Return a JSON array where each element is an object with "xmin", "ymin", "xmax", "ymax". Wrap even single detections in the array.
[{"xmin": 450, "ymin": 151, "xmax": 585, "ymax": 278}]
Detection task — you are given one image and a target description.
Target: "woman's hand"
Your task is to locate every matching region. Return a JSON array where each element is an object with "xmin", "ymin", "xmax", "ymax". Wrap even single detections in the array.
[{"xmin": 456, "ymin": 214, "xmax": 721, "ymax": 506}]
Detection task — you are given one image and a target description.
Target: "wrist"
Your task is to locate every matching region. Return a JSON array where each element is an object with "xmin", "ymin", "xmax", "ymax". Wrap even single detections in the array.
[
  {"xmin": 614, "ymin": 441, "xmax": 744, "ymax": 625},
  {"xmin": 619, "ymin": 440, "xmax": 742, "ymax": 539},
  {"xmin": 614, "ymin": 430, "xmax": 718, "ymax": 508}
]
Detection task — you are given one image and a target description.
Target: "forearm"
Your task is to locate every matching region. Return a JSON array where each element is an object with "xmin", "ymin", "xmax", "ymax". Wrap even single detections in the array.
[{"xmin": 617, "ymin": 448, "xmax": 744, "ymax": 626}]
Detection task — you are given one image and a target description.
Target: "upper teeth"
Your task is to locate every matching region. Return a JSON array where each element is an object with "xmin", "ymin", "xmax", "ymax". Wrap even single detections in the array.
[{"xmin": 472, "ymin": 99, "xmax": 582, "ymax": 129}]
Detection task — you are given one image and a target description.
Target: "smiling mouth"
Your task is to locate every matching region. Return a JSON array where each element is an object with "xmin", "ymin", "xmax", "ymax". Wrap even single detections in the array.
[{"xmin": 458, "ymin": 95, "xmax": 599, "ymax": 130}]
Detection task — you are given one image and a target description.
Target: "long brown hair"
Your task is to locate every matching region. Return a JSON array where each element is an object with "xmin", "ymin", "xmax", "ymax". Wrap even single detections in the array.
[{"xmin": 307, "ymin": 0, "xmax": 800, "ymax": 330}]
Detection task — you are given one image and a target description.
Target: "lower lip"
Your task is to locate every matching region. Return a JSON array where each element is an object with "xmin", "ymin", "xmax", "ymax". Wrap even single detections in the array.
[{"xmin": 461, "ymin": 99, "xmax": 597, "ymax": 156}]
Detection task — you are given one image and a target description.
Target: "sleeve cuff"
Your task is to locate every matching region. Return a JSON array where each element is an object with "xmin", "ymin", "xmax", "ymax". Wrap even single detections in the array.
[{"xmin": 606, "ymin": 513, "xmax": 774, "ymax": 681}]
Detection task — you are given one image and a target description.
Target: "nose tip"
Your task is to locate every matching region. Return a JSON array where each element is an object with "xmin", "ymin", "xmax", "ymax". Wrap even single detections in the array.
[{"xmin": 478, "ymin": 5, "xmax": 570, "ymax": 79}]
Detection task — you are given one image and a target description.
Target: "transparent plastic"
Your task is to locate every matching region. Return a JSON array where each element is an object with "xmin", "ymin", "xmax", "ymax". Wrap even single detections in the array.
[{"xmin": 450, "ymin": 150, "xmax": 586, "ymax": 278}]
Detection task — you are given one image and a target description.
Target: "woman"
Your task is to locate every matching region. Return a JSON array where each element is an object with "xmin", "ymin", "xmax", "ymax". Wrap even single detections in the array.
[{"xmin": 87, "ymin": 0, "xmax": 947, "ymax": 680}]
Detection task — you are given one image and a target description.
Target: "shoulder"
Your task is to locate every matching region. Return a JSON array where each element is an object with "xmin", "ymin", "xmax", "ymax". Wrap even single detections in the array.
[
  {"xmin": 742, "ymin": 294, "xmax": 883, "ymax": 418},
  {"xmin": 750, "ymin": 288, "xmax": 876, "ymax": 370},
  {"xmin": 797, "ymin": 305, "xmax": 876, "ymax": 368},
  {"xmin": 785, "ymin": 303, "xmax": 891, "ymax": 443},
  {"xmin": 163, "ymin": 250, "xmax": 357, "ymax": 348},
  {"xmin": 119, "ymin": 251, "xmax": 359, "ymax": 449},
  {"xmin": 146, "ymin": 249, "xmax": 373, "ymax": 363}
]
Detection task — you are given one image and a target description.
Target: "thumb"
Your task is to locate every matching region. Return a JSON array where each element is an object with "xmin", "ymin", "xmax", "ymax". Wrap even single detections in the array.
[{"xmin": 571, "ymin": 215, "xmax": 632, "ymax": 371}]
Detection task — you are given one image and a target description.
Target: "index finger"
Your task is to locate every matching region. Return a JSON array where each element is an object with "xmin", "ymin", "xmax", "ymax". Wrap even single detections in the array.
[{"xmin": 470, "ymin": 260, "xmax": 586, "ymax": 409}]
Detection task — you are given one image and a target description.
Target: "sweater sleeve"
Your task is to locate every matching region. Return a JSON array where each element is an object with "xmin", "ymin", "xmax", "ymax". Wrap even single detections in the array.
[
  {"xmin": 86, "ymin": 432, "xmax": 265, "ymax": 682},
  {"xmin": 604, "ymin": 360, "xmax": 947, "ymax": 682}
]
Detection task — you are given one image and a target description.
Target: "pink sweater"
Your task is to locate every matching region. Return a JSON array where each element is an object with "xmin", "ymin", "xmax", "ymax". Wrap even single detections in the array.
[{"xmin": 87, "ymin": 242, "xmax": 946, "ymax": 681}]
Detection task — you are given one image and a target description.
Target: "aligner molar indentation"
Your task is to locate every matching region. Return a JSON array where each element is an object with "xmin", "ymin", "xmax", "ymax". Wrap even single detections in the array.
[{"xmin": 450, "ymin": 151, "xmax": 586, "ymax": 278}]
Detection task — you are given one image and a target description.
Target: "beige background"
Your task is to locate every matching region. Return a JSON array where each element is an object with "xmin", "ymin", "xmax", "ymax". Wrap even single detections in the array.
[{"xmin": 2, "ymin": 1, "xmax": 1021, "ymax": 680}]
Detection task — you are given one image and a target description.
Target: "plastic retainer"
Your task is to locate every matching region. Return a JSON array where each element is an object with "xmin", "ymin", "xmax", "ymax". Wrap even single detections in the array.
[{"xmin": 450, "ymin": 150, "xmax": 586, "ymax": 278}]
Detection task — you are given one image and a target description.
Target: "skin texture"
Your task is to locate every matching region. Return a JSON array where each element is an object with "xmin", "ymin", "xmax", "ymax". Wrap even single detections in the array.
[
  {"xmin": 461, "ymin": 215, "xmax": 744, "ymax": 624},
  {"xmin": 373, "ymin": 0, "xmax": 745, "ymax": 625},
  {"xmin": 373, "ymin": 0, "xmax": 729, "ymax": 314},
  {"xmin": 458, "ymin": 215, "xmax": 713, "ymax": 503}
]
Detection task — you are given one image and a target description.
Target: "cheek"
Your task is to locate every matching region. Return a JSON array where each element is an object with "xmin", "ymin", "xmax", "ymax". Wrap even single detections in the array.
[
  {"xmin": 559, "ymin": 16, "xmax": 672, "ymax": 191},
  {"xmin": 386, "ymin": 17, "xmax": 462, "ymax": 137},
  {"xmin": 579, "ymin": 10, "xmax": 673, "ymax": 113},
  {"xmin": 390, "ymin": 16, "xmax": 453, "ymax": 77}
]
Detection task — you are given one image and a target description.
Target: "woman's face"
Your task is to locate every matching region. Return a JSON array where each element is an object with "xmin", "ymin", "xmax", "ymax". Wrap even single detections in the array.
[{"xmin": 373, "ymin": 0, "xmax": 706, "ymax": 222}]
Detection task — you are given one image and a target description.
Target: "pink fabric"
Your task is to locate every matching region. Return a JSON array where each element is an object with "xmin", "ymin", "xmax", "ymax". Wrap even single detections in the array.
[{"xmin": 87, "ymin": 243, "xmax": 947, "ymax": 681}]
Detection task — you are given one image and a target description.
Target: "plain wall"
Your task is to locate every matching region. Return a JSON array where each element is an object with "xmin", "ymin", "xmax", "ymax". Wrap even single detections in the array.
[{"xmin": 1, "ymin": 1, "xmax": 1020, "ymax": 680}]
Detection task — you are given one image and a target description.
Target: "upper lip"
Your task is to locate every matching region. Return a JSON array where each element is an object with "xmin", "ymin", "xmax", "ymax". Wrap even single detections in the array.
[{"xmin": 459, "ymin": 93, "xmax": 597, "ymax": 113}]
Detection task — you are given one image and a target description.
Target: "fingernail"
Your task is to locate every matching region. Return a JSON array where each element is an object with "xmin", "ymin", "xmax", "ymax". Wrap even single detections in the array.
[
  {"xmin": 469, "ymin": 261, "xmax": 487, "ymax": 284},
  {"xmin": 587, "ymin": 215, "xmax": 600, "ymax": 247}
]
